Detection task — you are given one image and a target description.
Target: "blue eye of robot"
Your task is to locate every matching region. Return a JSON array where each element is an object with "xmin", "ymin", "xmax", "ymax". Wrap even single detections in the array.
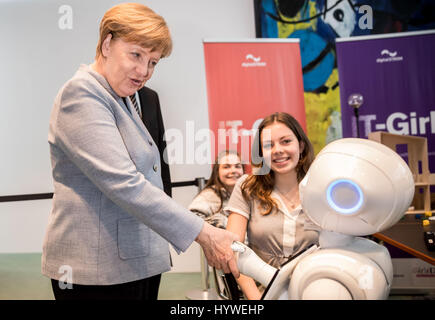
[{"xmin": 326, "ymin": 179, "xmax": 364, "ymax": 215}]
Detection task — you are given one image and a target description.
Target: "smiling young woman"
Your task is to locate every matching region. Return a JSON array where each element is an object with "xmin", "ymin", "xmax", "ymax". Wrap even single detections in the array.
[
  {"xmin": 189, "ymin": 150, "xmax": 245, "ymax": 229},
  {"xmin": 224, "ymin": 112, "xmax": 319, "ymax": 300}
]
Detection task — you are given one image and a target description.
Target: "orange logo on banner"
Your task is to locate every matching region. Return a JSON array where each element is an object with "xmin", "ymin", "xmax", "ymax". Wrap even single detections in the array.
[{"xmin": 203, "ymin": 41, "xmax": 306, "ymax": 169}]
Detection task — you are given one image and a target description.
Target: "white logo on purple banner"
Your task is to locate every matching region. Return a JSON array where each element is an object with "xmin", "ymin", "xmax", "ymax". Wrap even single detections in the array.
[{"xmin": 376, "ymin": 49, "xmax": 403, "ymax": 63}]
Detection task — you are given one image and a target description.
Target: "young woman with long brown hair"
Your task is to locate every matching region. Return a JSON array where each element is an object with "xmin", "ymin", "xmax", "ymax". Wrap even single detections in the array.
[
  {"xmin": 189, "ymin": 150, "xmax": 244, "ymax": 229},
  {"xmin": 225, "ymin": 112, "xmax": 320, "ymax": 299}
]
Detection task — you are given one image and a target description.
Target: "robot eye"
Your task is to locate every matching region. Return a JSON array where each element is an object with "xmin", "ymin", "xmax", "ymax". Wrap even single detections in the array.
[{"xmin": 326, "ymin": 179, "xmax": 364, "ymax": 215}]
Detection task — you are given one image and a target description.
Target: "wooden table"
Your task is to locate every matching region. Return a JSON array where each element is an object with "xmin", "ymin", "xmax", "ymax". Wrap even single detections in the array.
[{"xmin": 373, "ymin": 215, "xmax": 435, "ymax": 265}]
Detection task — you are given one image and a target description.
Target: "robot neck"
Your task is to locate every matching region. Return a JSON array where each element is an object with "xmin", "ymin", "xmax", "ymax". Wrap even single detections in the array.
[{"xmin": 319, "ymin": 230, "xmax": 354, "ymax": 248}]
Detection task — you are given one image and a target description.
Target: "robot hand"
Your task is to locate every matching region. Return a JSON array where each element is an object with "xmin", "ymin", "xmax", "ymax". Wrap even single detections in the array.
[
  {"xmin": 231, "ymin": 241, "xmax": 276, "ymax": 287},
  {"xmin": 231, "ymin": 241, "xmax": 319, "ymax": 300}
]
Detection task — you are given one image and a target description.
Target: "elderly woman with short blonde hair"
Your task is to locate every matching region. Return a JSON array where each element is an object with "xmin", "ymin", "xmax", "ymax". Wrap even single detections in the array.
[{"xmin": 42, "ymin": 3, "xmax": 239, "ymax": 300}]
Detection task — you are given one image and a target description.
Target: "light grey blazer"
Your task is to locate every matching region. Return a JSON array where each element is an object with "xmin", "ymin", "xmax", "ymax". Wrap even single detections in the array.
[{"xmin": 42, "ymin": 64, "xmax": 204, "ymax": 285}]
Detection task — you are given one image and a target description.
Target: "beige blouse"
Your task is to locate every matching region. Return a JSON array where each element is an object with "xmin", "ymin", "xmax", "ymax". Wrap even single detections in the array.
[
  {"xmin": 224, "ymin": 175, "xmax": 319, "ymax": 268},
  {"xmin": 189, "ymin": 187, "xmax": 230, "ymax": 229}
]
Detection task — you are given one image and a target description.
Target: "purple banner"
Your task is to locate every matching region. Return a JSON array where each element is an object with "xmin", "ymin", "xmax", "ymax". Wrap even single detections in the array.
[{"xmin": 336, "ymin": 30, "xmax": 435, "ymax": 171}]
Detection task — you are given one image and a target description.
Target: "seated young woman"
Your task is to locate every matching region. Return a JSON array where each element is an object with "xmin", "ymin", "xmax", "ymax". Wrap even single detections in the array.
[{"xmin": 189, "ymin": 150, "xmax": 244, "ymax": 229}]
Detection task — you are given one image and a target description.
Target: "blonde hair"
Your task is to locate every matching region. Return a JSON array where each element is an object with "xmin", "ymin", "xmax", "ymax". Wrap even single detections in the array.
[{"xmin": 95, "ymin": 3, "xmax": 172, "ymax": 59}]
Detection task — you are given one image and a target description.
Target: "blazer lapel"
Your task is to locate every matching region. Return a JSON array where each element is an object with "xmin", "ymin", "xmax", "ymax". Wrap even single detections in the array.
[
  {"xmin": 124, "ymin": 97, "xmax": 156, "ymax": 145},
  {"xmin": 84, "ymin": 64, "xmax": 155, "ymax": 145}
]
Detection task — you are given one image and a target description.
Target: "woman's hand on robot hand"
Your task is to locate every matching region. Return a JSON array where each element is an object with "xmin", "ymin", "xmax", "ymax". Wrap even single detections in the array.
[{"xmin": 196, "ymin": 222, "xmax": 240, "ymax": 279}]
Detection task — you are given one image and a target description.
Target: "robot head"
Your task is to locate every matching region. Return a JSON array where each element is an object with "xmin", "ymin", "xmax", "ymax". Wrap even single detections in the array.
[{"xmin": 299, "ymin": 138, "xmax": 414, "ymax": 236}]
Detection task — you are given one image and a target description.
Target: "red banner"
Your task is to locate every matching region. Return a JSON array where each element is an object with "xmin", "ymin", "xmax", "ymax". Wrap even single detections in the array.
[{"xmin": 203, "ymin": 40, "xmax": 306, "ymax": 167}]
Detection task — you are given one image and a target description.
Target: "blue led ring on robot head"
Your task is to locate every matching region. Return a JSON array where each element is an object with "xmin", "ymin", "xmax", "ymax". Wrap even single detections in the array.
[{"xmin": 326, "ymin": 179, "xmax": 364, "ymax": 215}]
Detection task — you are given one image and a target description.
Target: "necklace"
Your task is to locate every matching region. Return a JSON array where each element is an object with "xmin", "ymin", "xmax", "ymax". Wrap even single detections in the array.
[{"xmin": 276, "ymin": 188, "xmax": 300, "ymax": 210}]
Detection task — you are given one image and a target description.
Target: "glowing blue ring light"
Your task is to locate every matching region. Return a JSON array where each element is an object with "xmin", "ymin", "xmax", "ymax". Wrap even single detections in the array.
[{"xmin": 326, "ymin": 179, "xmax": 364, "ymax": 215}]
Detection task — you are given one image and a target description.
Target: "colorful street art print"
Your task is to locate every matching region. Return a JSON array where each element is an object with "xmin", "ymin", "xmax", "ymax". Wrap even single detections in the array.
[{"xmin": 255, "ymin": 0, "xmax": 435, "ymax": 154}]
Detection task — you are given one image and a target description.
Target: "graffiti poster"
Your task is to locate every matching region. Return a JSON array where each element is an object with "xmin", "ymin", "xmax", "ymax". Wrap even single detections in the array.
[
  {"xmin": 203, "ymin": 40, "xmax": 305, "ymax": 166},
  {"xmin": 255, "ymin": 0, "xmax": 435, "ymax": 154}
]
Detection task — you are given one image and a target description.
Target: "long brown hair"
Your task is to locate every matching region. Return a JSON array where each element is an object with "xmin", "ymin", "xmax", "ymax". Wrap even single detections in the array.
[
  {"xmin": 242, "ymin": 112, "xmax": 314, "ymax": 215},
  {"xmin": 203, "ymin": 150, "xmax": 244, "ymax": 212}
]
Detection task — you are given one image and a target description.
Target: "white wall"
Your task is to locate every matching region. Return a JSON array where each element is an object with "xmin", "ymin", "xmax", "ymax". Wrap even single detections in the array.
[{"xmin": 0, "ymin": 0, "xmax": 255, "ymax": 272}]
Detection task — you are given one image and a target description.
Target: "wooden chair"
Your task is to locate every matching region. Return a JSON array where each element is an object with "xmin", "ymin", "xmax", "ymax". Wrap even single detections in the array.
[{"xmin": 368, "ymin": 131, "xmax": 434, "ymax": 214}]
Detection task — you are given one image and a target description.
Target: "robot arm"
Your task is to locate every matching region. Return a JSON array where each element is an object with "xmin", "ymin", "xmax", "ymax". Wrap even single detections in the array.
[
  {"xmin": 231, "ymin": 241, "xmax": 319, "ymax": 300},
  {"xmin": 230, "ymin": 240, "xmax": 388, "ymax": 300},
  {"xmin": 231, "ymin": 241, "xmax": 277, "ymax": 287}
]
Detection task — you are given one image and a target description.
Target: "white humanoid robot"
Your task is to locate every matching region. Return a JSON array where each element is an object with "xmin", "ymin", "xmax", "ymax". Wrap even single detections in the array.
[{"xmin": 231, "ymin": 138, "xmax": 415, "ymax": 300}]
